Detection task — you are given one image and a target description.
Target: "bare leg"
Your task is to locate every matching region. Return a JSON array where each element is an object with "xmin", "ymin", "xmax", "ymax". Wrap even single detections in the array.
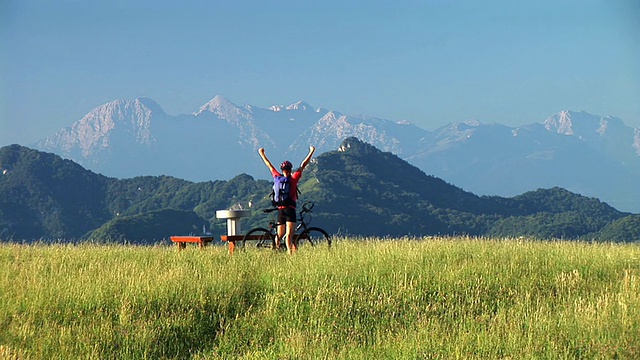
[
  {"xmin": 276, "ymin": 224, "xmax": 285, "ymax": 249},
  {"xmin": 284, "ymin": 221, "xmax": 297, "ymax": 254}
]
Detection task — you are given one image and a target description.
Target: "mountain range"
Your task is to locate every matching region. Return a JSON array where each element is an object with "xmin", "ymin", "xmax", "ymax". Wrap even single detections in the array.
[
  {"xmin": 1, "ymin": 139, "xmax": 638, "ymax": 243},
  {"xmin": 32, "ymin": 96, "xmax": 640, "ymax": 213}
]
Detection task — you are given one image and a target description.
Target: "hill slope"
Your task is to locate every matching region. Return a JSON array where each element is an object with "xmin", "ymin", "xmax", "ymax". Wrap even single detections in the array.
[
  {"xmin": 291, "ymin": 138, "xmax": 627, "ymax": 238},
  {"xmin": 0, "ymin": 141, "xmax": 636, "ymax": 242},
  {"xmin": 0, "ymin": 145, "xmax": 269, "ymax": 242},
  {"xmin": 0, "ymin": 145, "xmax": 112, "ymax": 239}
]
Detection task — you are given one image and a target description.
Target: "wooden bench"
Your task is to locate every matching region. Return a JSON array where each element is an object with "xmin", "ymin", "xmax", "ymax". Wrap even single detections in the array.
[
  {"xmin": 220, "ymin": 233, "xmax": 311, "ymax": 254},
  {"xmin": 220, "ymin": 235, "xmax": 254, "ymax": 254},
  {"xmin": 170, "ymin": 236, "xmax": 214, "ymax": 250}
]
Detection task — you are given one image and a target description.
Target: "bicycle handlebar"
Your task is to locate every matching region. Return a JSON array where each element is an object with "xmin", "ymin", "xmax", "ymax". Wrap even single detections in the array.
[{"xmin": 301, "ymin": 201, "xmax": 314, "ymax": 213}]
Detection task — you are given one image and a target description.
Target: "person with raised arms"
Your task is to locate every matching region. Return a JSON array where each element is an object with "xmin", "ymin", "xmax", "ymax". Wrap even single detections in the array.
[{"xmin": 258, "ymin": 145, "xmax": 316, "ymax": 254}]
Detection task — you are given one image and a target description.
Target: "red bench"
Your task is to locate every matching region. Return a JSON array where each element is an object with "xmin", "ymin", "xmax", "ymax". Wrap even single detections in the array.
[
  {"xmin": 220, "ymin": 235, "xmax": 250, "ymax": 254},
  {"xmin": 171, "ymin": 234, "xmax": 311, "ymax": 254},
  {"xmin": 170, "ymin": 236, "xmax": 214, "ymax": 250},
  {"xmin": 169, "ymin": 235, "xmax": 260, "ymax": 253},
  {"xmin": 220, "ymin": 233, "xmax": 312, "ymax": 254}
]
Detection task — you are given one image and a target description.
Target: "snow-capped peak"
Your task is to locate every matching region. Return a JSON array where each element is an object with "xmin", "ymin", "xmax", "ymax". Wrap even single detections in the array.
[
  {"xmin": 196, "ymin": 95, "xmax": 239, "ymax": 114},
  {"xmin": 543, "ymin": 110, "xmax": 626, "ymax": 138},
  {"xmin": 544, "ymin": 110, "xmax": 575, "ymax": 135},
  {"xmin": 87, "ymin": 98, "xmax": 162, "ymax": 123},
  {"xmin": 194, "ymin": 95, "xmax": 254, "ymax": 124},
  {"xmin": 462, "ymin": 119, "xmax": 481, "ymax": 127},
  {"xmin": 268, "ymin": 100, "xmax": 314, "ymax": 112},
  {"xmin": 286, "ymin": 100, "xmax": 313, "ymax": 111}
]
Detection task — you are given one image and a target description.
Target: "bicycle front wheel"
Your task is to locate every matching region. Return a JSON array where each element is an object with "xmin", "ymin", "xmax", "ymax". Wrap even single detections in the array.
[
  {"xmin": 243, "ymin": 227, "xmax": 275, "ymax": 249},
  {"xmin": 299, "ymin": 227, "xmax": 331, "ymax": 248}
]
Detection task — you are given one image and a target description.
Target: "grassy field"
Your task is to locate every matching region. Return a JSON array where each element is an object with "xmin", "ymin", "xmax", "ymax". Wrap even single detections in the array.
[{"xmin": 1, "ymin": 238, "xmax": 639, "ymax": 359}]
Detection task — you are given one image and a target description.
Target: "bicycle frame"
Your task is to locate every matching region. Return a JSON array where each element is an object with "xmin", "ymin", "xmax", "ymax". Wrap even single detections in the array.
[{"xmin": 242, "ymin": 202, "xmax": 331, "ymax": 250}]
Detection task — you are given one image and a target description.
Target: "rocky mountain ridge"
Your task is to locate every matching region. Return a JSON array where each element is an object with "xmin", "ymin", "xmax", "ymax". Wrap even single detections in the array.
[{"xmin": 33, "ymin": 96, "xmax": 640, "ymax": 212}]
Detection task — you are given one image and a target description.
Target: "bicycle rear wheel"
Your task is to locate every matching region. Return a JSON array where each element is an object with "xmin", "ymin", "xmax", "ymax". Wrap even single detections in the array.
[
  {"xmin": 298, "ymin": 227, "xmax": 331, "ymax": 248},
  {"xmin": 243, "ymin": 227, "xmax": 275, "ymax": 249}
]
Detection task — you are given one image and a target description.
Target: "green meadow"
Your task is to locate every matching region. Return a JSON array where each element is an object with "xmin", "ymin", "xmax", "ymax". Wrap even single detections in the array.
[{"xmin": 1, "ymin": 238, "xmax": 639, "ymax": 359}]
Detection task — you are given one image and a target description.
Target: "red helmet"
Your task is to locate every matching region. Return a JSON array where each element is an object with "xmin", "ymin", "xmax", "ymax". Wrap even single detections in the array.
[{"xmin": 280, "ymin": 160, "xmax": 293, "ymax": 170}]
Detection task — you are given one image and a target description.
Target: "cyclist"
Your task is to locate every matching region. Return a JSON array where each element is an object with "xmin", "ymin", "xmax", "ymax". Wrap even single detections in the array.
[{"xmin": 258, "ymin": 145, "xmax": 315, "ymax": 254}]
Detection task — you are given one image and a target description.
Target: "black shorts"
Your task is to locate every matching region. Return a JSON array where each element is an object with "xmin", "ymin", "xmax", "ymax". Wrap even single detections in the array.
[{"xmin": 277, "ymin": 206, "xmax": 297, "ymax": 224}]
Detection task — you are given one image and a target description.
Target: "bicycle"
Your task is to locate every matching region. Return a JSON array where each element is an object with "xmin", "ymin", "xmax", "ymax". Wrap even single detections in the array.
[{"xmin": 242, "ymin": 201, "xmax": 331, "ymax": 250}]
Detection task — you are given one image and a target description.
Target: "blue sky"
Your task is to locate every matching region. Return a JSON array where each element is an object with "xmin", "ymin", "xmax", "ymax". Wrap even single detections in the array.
[{"xmin": 2, "ymin": 0, "xmax": 639, "ymax": 147}]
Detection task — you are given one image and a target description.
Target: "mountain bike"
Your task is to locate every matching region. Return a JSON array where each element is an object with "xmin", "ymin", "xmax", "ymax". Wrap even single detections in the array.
[{"xmin": 242, "ymin": 201, "xmax": 331, "ymax": 250}]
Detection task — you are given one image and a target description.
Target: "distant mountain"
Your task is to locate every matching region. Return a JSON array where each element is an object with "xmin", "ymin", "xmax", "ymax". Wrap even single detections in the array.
[
  {"xmin": 407, "ymin": 112, "xmax": 640, "ymax": 213},
  {"xmin": 2, "ymin": 141, "xmax": 636, "ymax": 243},
  {"xmin": 35, "ymin": 97, "xmax": 255, "ymax": 181},
  {"xmin": 32, "ymin": 97, "xmax": 640, "ymax": 213}
]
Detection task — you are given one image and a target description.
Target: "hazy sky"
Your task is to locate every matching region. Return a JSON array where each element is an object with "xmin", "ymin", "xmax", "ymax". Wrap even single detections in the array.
[{"xmin": 2, "ymin": 0, "xmax": 639, "ymax": 147}]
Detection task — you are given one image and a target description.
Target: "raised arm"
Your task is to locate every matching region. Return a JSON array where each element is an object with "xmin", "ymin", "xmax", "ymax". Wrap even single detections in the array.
[
  {"xmin": 258, "ymin": 148, "xmax": 277, "ymax": 173},
  {"xmin": 299, "ymin": 145, "xmax": 316, "ymax": 170}
]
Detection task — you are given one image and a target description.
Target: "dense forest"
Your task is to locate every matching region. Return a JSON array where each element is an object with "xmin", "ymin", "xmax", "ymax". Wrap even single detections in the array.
[{"xmin": 1, "ymin": 139, "xmax": 638, "ymax": 244}]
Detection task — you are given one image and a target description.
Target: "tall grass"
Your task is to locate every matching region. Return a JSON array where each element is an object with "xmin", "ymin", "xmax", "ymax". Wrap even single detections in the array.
[{"xmin": 1, "ymin": 238, "xmax": 639, "ymax": 359}]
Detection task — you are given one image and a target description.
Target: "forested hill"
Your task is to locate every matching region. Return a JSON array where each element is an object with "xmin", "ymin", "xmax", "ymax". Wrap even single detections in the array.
[
  {"xmin": 0, "ymin": 145, "xmax": 269, "ymax": 241},
  {"xmin": 1, "ymin": 141, "xmax": 638, "ymax": 243},
  {"xmin": 297, "ymin": 138, "xmax": 630, "ymax": 238}
]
